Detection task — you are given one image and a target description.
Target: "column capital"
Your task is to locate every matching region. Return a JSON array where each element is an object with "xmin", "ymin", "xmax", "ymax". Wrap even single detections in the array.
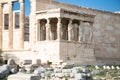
[
  {"xmin": 0, "ymin": 3, "xmax": 3, "ymax": 12},
  {"xmin": 79, "ymin": 20, "xmax": 82, "ymax": 26},
  {"xmin": 46, "ymin": 18, "xmax": 51, "ymax": 21},
  {"xmin": 69, "ymin": 19, "xmax": 73, "ymax": 24},
  {"xmin": 19, "ymin": 0, "xmax": 24, "ymax": 3},
  {"xmin": 46, "ymin": 18, "xmax": 51, "ymax": 24},
  {"xmin": 57, "ymin": 17, "xmax": 62, "ymax": 20},
  {"xmin": 37, "ymin": 19, "xmax": 40, "ymax": 23},
  {"xmin": 57, "ymin": 17, "xmax": 62, "ymax": 23},
  {"xmin": 8, "ymin": 1, "xmax": 13, "ymax": 5},
  {"xmin": 69, "ymin": 18, "xmax": 73, "ymax": 20},
  {"xmin": 0, "ymin": 3, "xmax": 3, "ymax": 7}
]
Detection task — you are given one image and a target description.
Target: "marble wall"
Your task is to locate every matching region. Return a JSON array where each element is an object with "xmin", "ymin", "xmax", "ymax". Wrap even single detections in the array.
[{"xmin": 33, "ymin": 0, "xmax": 120, "ymax": 64}]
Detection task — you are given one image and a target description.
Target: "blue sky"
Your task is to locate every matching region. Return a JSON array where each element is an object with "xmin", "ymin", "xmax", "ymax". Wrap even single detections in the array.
[{"xmin": 14, "ymin": 0, "xmax": 120, "ymax": 16}]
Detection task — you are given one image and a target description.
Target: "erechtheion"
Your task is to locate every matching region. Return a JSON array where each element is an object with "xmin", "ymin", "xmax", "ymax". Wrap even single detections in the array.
[{"xmin": 0, "ymin": 0, "xmax": 120, "ymax": 65}]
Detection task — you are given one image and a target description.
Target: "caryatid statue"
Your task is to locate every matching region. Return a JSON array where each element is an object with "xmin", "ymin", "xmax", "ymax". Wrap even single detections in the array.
[
  {"xmin": 40, "ymin": 23, "xmax": 45, "ymax": 40},
  {"xmin": 46, "ymin": 19, "xmax": 51, "ymax": 40},
  {"xmin": 80, "ymin": 22, "xmax": 93, "ymax": 43},
  {"xmin": 57, "ymin": 18, "xmax": 63, "ymax": 40},
  {"xmin": 74, "ymin": 24, "xmax": 78, "ymax": 41},
  {"xmin": 68, "ymin": 19, "xmax": 74, "ymax": 41},
  {"xmin": 79, "ymin": 21, "xmax": 83, "ymax": 42}
]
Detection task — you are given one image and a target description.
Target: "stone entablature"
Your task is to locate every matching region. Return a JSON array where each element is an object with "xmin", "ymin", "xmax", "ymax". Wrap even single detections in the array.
[
  {"xmin": 61, "ymin": 9, "xmax": 95, "ymax": 22},
  {"xmin": 36, "ymin": 8, "xmax": 95, "ymax": 22}
]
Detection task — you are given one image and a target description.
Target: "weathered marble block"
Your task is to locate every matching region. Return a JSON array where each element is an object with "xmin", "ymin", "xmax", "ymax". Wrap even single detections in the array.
[
  {"xmin": 7, "ymin": 73, "xmax": 40, "ymax": 80},
  {"xmin": 0, "ymin": 65, "xmax": 10, "ymax": 78}
]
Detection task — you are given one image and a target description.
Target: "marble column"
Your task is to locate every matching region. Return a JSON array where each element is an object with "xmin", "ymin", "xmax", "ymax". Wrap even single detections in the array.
[
  {"xmin": 57, "ymin": 17, "xmax": 63, "ymax": 40},
  {"xmin": 20, "ymin": 0, "xmax": 25, "ymax": 49},
  {"xmin": 46, "ymin": 18, "xmax": 51, "ymax": 40},
  {"xmin": 8, "ymin": 2, "xmax": 13, "ymax": 49},
  {"xmin": 37, "ymin": 20, "xmax": 40, "ymax": 41},
  {"xmin": 0, "ymin": 4, "xmax": 3, "ymax": 49}
]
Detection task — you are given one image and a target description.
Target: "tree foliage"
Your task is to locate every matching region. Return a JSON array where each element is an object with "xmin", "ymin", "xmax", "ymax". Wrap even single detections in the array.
[
  {"xmin": 0, "ymin": 49, "xmax": 3, "ymax": 54},
  {"xmin": 0, "ymin": 49, "xmax": 3, "ymax": 64}
]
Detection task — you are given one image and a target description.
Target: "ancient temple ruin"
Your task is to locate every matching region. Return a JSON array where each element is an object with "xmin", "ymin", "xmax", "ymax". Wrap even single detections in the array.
[{"xmin": 0, "ymin": 0, "xmax": 120, "ymax": 65}]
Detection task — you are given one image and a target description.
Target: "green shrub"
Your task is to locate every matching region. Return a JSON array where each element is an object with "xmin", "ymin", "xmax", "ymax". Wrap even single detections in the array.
[{"xmin": 0, "ymin": 49, "xmax": 3, "ymax": 64}]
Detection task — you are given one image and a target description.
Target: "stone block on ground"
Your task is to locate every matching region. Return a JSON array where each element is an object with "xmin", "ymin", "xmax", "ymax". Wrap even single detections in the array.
[
  {"xmin": 75, "ymin": 73, "xmax": 84, "ymax": 80},
  {"xmin": 22, "ymin": 60, "xmax": 32, "ymax": 65},
  {"xmin": 54, "ymin": 68, "xmax": 62, "ymax": 73},
  {"xmin": 7, "ymin": 73, "xmax": 40, "ymax": 80},
  {"xmin": 0, "ymin": 65, "xmax": 10, "ymax": 78},
  {"xmin": 112, "ymin": 76, "xmax": 120, "ymax": 80},
  {"xmin": 7, "ymin": 59, "xmax": 17, "ymax": 69},
  {"xmin": 7, "ymin": 59, "xmax": 19, "ymax": 74},
  {"xmin": 62, "ymin": 69, "xmax": 72, "ymax": 73}
]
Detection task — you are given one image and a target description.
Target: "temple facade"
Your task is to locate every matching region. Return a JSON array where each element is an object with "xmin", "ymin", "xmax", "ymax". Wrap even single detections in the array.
[{"xmin": 0, "ymin": 0, "xmax": 120, "ymax": 65}]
